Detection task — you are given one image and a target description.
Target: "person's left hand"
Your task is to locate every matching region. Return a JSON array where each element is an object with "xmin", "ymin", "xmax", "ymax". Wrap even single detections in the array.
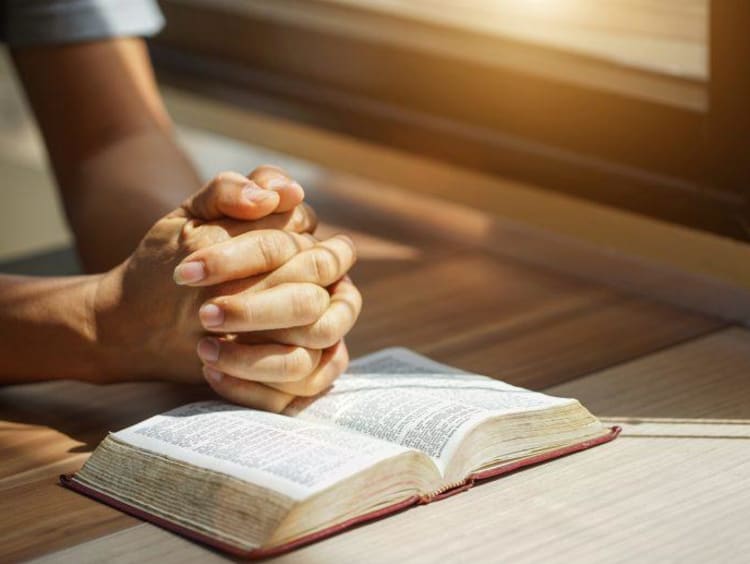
[{"xmin": 91, "ymin": 165, "xmax": 361, "ymax": 412}]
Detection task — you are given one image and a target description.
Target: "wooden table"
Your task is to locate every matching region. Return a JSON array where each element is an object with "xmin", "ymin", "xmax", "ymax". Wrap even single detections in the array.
[{"xmin": 2, "ymin": 175, "xmax": 748, "ymax": 563}]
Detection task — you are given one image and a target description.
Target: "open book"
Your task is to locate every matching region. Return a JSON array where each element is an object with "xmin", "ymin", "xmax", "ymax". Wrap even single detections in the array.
[{"xmin": 62, "ymin": 348, "xmax": 619, "ymax": 558}]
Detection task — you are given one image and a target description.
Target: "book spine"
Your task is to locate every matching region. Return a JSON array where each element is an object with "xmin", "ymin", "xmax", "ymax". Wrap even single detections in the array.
[
  {"xmin": 418, "ymin": 426, "xmax": 621, "ymax": 503},
  {"xmin": 420, "ymin": 480, "xmax": 475, "ymax": 503}
]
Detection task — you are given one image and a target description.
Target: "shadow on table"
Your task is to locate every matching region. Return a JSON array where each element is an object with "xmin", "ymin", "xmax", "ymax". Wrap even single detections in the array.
[
  {"xmin": 0, "ymin": 247, "xmax": 209, "ymax": 452},
  {"xmin": 0, "ymin": 246, "xmax": 82, "ymax": 276},
  {"xmin": 0, "ymin": 380, "xmax": 211, "ymax": 454}
]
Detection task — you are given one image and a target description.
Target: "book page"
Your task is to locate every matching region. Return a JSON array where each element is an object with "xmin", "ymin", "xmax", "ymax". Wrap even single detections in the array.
[
  {"xmin": 113, "ymin": 401, "xmax": 411, "ymax": 501},
  {"xmin": 286, "ymin": 348, "xmax": 575, "ymax": 472}
]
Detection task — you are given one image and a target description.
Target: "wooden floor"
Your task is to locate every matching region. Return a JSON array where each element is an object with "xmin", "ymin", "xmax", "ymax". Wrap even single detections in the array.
[{"xmin": 2, "ymin": 164, "xmax": 749, "ymax": 561}]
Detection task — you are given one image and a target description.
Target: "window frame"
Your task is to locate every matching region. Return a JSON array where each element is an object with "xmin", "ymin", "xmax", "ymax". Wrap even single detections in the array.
[{"xmin": 152, "ymin": 0, "xmax": 749, "ymax": 241}]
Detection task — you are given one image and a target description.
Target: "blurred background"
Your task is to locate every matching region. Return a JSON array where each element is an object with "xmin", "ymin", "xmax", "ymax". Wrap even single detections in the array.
[
  {"xmin": 5, "ymin": 5, "xmax": 750, "ymax": 562},
  {"xmin": 0, "ymin": 0, "xmax": 747, "ymax": 308}
]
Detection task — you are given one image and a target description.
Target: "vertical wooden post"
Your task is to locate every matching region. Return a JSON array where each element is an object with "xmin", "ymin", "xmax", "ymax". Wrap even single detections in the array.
[{"xmin": 708, "ymin": 0, "xmax": 750, "ymax": 229}]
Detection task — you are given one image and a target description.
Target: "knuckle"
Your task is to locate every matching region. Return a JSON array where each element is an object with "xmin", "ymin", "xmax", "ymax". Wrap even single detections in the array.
[
  {"xmin": 312, "ymin": 285, "xmax": 331, "ymax": 314},
  {"xmin": 249, "ymin": 165, "xmax": 285, "ymax": 186},
  {"xmin": 289, "ymin": 204, "xmax": 317, "ymax": 234},
  {"xmin": 191, "ymin": 249, "xmax": 217, "ymax": 277},
  {"xmin": 339, "ymin": 234, "xmax": 357, "ymax": 264},
  {"xmin": 288, "ymin": 207, "xmax": 305, "ymax": 232},
  {"xmin": 273, "ymin": 209, "xmax": 296, "ymax": 231},
  {"xmin": 313, "ymin": 317, "xmax": 340, "ymax": 348},
  {"xmin": 290, "ymin": 291, "xmax": 315, "ymax": 321},
  {"xmin": 292, "ymin": 285, "xmax": 328, "ymax": 322},
  {"xmin": 308, "ymin": 249, "xmax": 336, "ymax": 283},
  {"xmin": 256, "ymin": 232, "xmax": 284, "ymax": 271},
  {"xmin": 239, "ymin": 299, "xmax": 257, "ymax": 326},
  {"xmin": 280, "ymin": 348, "xmax": 310, "ymax": 381},
  {"xmin": 301, "ymin": 203, "xmax": 318, "ymax": 232},
  {"xmin": 214, "ymin": 244, "xmax": 235, "ymax": 266},
  {"xmin": 217, "ymin": 295, "xmax": 250, "ymax": 324},
  {"xmin": 251, "ymin": 164, "xmax": 285, "ymax": 177}
]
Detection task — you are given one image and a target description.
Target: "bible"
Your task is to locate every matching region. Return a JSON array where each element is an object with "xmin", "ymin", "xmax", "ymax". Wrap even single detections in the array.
[{"xmin": 61, "ymin": 348, "xmax": 619, "ymax": 558}]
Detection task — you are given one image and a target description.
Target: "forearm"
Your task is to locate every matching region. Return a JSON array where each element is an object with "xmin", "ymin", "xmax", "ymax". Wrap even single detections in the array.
[
  {"xmin": 62, "ymin": 129, "xmax": 200, "ymax": 272},
  {"xmin": 0, "ymin": 274, "xmax": 105, "ymax": 384},
  {"xmin": 12, "ymin": 38, "xmax": 202, "ymax": 273}
]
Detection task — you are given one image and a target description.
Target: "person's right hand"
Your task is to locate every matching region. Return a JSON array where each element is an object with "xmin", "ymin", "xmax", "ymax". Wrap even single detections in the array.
[
  {"xmin": 174, "ymin": 231, "xmax": 362, "ymax": 411},
  {"xmin": 90, "ymin": 170, "xmax": 361, "ymax": 411}
]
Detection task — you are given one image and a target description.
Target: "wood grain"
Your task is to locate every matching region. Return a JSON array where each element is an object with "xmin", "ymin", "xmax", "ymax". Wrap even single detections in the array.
[
  {"xmin": 428, "ymin": 296, "xmax": 721, "ymax": 389},
  {"xmin": 0, "ymin": 174, "xmax": 731, "ymax": 561},
  {"xmin": 549, "ymin": 326, "xmax": 750, "ymax": 420},
  {"xmin": 31, "ymin": 328, "xmax": 750, "ymax": 563},
  {"xmin": 347, "ymin": 251, "xmax": 614, "ymax": 358},
  {"xmin": 0, "ymin": 382, "xmax": 210, "ymax": 562}
]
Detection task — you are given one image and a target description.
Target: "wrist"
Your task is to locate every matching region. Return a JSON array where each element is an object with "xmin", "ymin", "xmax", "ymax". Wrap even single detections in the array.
[
  {"xmin": 78, "ymin": 270, "xmax": 118, "ymax": 383},
  {"xmin": 89, "ymin": 259, "xmax": 186, "ymax": 383},
  {"xmin": 86, "ymin": 261, "xmax": 146, "ymax": 383}
]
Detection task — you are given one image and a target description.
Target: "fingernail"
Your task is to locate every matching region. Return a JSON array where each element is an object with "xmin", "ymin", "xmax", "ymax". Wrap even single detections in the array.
[
  {"xmin": 173, "ymin": 261, "xmax": 205, "ymax": 285},
  {"xmin": 203, "ymin": 366, "xmax": 224, "ymax": 384},
  {"xmin": 197, "ymin": 337, "xmax": 220, "ymax": 362},
  {"xmin": 199, "ymin": 304, "xmax": 224, "ymax": 328},
  {"xmin": 267, "ymin": 177, "xmax": 304, "ymax": 195},
  {"xmin": 265, "ymin": 176, "xmax": 288, "ymax": 190},
  {"xmin": 243, "ymin": 184, "xmax": 276, "ymax": 204}
]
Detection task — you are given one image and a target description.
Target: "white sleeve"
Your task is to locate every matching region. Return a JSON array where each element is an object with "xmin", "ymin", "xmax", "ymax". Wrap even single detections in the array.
[{"xmin": 1, "ymin": 0, "xmax": 165, "ymax": 47}]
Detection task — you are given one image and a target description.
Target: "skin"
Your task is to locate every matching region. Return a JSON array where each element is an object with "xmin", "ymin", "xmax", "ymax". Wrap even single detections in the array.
[{"xmin": 0, "ymin": 38, "xmax": 361, "ymax": 411}]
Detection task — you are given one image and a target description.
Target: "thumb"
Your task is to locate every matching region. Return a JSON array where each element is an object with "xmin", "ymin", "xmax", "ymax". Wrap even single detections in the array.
[{"xmin": 181, "ymin": 171, "xmax": 281, "ymax": 221}]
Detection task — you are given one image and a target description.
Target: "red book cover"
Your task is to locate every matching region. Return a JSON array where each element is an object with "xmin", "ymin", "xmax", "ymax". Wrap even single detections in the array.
[{"xmin": 60, "ymin": 426, "xmax": 621, "ymax": 559}]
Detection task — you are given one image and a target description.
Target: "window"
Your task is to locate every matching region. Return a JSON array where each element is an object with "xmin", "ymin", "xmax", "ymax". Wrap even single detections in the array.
[{"xmin": 153, "ymin": 0, "xmax": 748, "ymax": 240}]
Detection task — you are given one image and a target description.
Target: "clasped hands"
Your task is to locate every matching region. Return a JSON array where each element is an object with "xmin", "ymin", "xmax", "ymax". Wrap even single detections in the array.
[{"xmin": 92, "ymin": 166, "xmax": 361, "ymax": 412}]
